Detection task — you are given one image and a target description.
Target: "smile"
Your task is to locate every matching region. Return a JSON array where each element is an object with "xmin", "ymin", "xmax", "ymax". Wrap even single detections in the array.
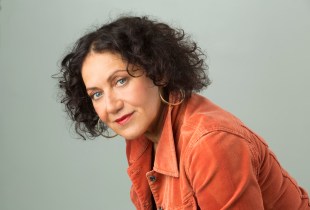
[{"xmin": 115, "ymin": 112, "xmax": 134, "ymax": 125}]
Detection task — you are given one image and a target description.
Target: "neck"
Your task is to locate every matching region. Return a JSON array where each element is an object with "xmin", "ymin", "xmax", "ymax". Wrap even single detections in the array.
[{"xmin": 144, "ymin": 103, "xmax": 168, "ymax": 147}]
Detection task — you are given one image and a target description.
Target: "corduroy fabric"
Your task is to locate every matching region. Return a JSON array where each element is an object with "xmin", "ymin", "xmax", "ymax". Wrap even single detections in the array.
[{"xmin": 126, "ymin": 94, "xmax": 310, "ymax": 210}]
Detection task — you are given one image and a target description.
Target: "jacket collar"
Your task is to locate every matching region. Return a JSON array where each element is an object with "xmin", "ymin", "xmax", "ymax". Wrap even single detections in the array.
[
  {"xmin": 152, "ymin": 105, "xmax": 179, "ymax": 177},
  {"xmin": 126, "ymin": 97, "xmax": 186, "ymax": 178}
]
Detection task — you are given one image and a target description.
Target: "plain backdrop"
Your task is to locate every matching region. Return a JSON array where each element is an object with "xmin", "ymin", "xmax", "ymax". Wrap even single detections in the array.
[{"xmin": 0, "ymin": 0, "xmax": 309, "ymax": 209}]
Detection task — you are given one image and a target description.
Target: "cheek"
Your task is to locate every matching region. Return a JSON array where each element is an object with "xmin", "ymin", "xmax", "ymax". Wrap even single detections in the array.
[
  {"xmin": 122, "ymin": 89, "xmax": 159, "ymax": 122},
  {"xmin": 92, "ymin": 102, "xmax": 107, "ymax": 121},
  {"xmin": 138, "ymin": 86, "xmax": 161, "ymax": 114}
]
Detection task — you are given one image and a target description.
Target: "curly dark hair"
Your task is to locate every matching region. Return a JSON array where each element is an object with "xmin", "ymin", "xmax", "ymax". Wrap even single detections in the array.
[{"xmin": 55, "ymin": 15, "xmax": 211, "ymax": 139}]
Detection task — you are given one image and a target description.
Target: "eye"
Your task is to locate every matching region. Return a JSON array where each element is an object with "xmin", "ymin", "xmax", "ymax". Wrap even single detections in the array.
[
  {"xmin": 116, "ymin": 78, "xmax": 127, "ymax": 86},
  {"xmin": 90, "ymin": 92, "xmax": 103, "ymax": 100}
]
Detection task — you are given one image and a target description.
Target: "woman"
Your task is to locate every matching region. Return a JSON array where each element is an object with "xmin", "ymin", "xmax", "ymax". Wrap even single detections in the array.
[{"xmin": 56, "ymin": 16, "xmax": 310, "ymax": 209}]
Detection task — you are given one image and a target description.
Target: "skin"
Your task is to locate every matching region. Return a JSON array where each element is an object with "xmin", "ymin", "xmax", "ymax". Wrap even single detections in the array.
[{"xmin": 81, "ymin": 51, "xmax": 166, "ymax": 146}]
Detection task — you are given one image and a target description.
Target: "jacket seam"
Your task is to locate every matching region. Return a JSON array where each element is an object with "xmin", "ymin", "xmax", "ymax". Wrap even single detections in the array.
[{"xmin": 183, "ymin": 125, "xmax": 259, "ymax": 185}]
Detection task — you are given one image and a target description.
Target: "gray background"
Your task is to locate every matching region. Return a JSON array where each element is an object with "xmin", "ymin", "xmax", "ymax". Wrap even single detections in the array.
[{"xmin": 0, "ymin": 0, "xmax": 309, "ymax": 209}]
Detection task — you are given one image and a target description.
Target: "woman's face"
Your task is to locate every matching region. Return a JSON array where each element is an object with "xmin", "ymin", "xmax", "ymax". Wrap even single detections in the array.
[{"xmin": 82, "ymin": 51, "xmax": 163, "ymax": 140}]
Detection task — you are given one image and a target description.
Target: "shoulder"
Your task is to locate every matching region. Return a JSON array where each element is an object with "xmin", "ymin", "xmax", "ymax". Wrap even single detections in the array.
[
  {"xmin": 181, "ymin": 93, "xmax": 251, "ymax": 141},
  {"xmin": 179, "ymin": 94, "xmax": 266, "ymax": 175}
]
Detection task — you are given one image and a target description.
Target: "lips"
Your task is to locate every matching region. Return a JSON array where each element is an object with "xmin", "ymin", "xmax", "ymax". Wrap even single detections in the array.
[{"xmin": 115, "ymin": 112, "xmax": 134, "ymax": 125}]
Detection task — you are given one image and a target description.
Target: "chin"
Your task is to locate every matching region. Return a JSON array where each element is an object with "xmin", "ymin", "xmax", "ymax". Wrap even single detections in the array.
[
  {"xmin": 118, "ymin": 130, "xmax": 144, "ymax": 140},
  {"xmin": 121, "ymin": 134, "xmax": 141, "ymax": 140},
  {"xmin": 114, "ymin": 124, "xmax": 148, "ymax": 140}
]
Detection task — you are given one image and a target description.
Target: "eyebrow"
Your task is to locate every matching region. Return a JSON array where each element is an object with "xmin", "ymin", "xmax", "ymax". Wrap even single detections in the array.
[{"xmin": 85, "ymin": 69, "xmax": 127, "ymax": 92}]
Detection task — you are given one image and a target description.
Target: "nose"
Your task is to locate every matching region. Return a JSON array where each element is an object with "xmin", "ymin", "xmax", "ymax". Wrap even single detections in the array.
[{"xmin": 104, "ymin": 91, "xmax": 123, "ymax": 114}]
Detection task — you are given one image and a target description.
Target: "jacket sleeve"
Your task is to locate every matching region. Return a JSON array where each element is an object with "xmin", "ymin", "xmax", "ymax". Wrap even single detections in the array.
[{"xmin": 185, "ymin": 131, "xmax": 265, "ymax": 209}]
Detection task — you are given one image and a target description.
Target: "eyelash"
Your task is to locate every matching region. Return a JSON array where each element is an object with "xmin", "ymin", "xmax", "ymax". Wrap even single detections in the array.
[
  {"xmin": 89, "ymin": 77, "xmax": 128, "ymax": 101},
  {"xmin": 116, "ymin": 77, "xmax": 127, "ymax": 86},
  {"xmin": 90, "ymin": 92, "xmax": 102, "ymax": 100}
]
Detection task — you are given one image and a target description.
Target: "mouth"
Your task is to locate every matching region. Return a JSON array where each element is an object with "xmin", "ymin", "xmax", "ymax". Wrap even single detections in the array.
[{"xmin": 115, "ymin": 112, "xmax": 134, "ymax": 125}]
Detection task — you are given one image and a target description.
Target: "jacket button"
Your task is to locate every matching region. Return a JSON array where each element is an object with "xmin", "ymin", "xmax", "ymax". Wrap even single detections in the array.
[{"xmin": 149, "ymin": 175, "xmax": 156, "ymax": 182}]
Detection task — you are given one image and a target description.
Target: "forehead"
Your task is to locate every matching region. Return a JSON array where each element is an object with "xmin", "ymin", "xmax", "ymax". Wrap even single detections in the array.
[
  {"xmin": 82, "ymin": 51, "xmax": 126, "ymax": 73},
  {"xmin": 81, "ymin": 52, "xmax": 127, "ymax": 83}
]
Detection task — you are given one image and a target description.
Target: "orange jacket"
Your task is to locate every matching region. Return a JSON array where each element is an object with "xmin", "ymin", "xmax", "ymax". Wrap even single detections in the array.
[{"xmin": 126, "ymin": 94, "xmax": 310, "ymax": 209}]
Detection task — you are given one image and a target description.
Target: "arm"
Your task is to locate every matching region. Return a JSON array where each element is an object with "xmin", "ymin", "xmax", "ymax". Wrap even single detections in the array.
[{"xmin": 185, "ymin": 131, "xmax": 265, "ymax": 209}]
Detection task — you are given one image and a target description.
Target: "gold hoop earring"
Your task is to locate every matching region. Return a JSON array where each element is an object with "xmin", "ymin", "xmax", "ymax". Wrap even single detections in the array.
[
  {"xmin": 96, "ymin": 118, "xmax": 118, "ymax": 138},
  {"xmin": 159, "ymin": 89, "xmax": 185, "ymax": 106}
]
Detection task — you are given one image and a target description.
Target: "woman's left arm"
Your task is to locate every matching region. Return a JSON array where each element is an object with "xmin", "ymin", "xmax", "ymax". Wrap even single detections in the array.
[{"xmin": 185, "ymin": 131, "xmax": 264, "ymax": 209}]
